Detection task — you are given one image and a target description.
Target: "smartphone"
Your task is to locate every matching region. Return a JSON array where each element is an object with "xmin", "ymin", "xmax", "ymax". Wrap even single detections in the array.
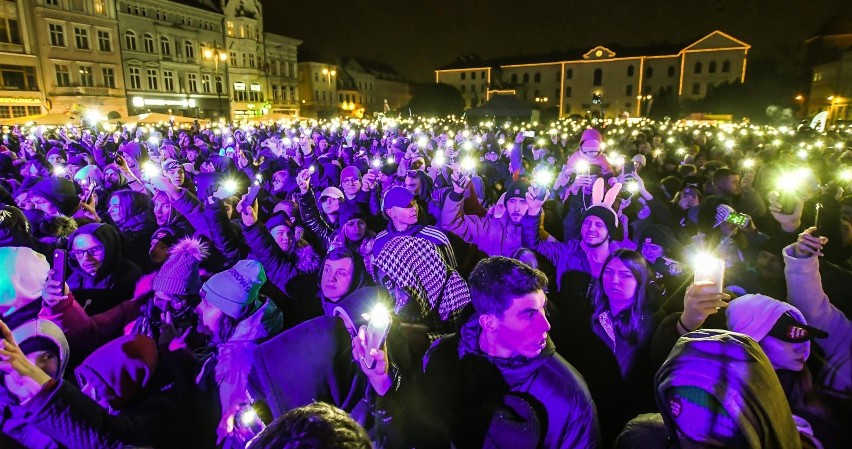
[
  {"xmin": 85, "ymin": 181, "xmax": 97, "ymax": 203},
  {"xmin": 523, "ymin": 131, "xmax": 536, "ymax": 138},
  {"xmin": 52, "ymin": 249, "xmax": 68, "ymax": 286},
  {"xmin": 623, "ymin": 160, "xmax": 635, "ymax": 175},
  {"xmin": 812, "ymin": 203, "xmax": 823, "ymax": 235},
  {"xmin": 693, "ymin": 256, "xmax": 724, "ymax": 294},
  {"xmin": 241, "ymin": 184, "xmax": 261, "ymax": 214},
  {"xmin": 362, "ymin": 304, "xmax": 392, "ymax": 369},
  {"xmin": 724, "ymin": 211, "xmax": 751, "ymax": 228}
]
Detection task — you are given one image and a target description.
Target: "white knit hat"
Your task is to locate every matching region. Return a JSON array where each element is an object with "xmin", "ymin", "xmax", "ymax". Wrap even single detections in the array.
[{"xmin": 0, "ymin": 247, "xmax": 49, "ymax": 315}]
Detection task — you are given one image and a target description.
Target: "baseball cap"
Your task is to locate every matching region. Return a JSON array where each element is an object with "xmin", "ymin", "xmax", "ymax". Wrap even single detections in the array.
[
  {"xmin": 320, "ymin": 186, "xmax": 344, "ymax": 200},
  {"xmin": 382, "ymin": 186, "xmax": 415, "ymax": 210},
  {"xmin": 767, "ymin": 311, "xmax": 828, "ymax": 343}
]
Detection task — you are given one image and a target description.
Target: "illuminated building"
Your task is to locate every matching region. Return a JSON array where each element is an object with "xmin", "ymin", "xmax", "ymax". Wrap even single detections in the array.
[
  {"xmin": 435, "ymin": 30, "xmax": 749, "ymax": 118},
  {"xmin": 32, "ymin": 0, "xmax": 128, "ymax": 119},
  {"xmin": 0, "ymin": 0, "xmax": 43, "ymax": 119},
  {"xmin": 809, "ymin": 51, "xmax": 851, "ymax": 125}
]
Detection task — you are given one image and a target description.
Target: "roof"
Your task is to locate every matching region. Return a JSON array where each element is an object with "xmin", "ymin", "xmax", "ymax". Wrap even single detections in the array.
[
  {"xmin": 344, "ymin": 57, "xmax": 408, "ymax": 82},
  {"xmin": 438, "ymin": 31, "xmax": 745, "ymax": 71},
  {"xmin": 169, "ymin": 0, "xmax": 222, "ymax": 14},
  {"xmin": 807, "ymin": 15, "xmax": 852, "ymax": 41}
]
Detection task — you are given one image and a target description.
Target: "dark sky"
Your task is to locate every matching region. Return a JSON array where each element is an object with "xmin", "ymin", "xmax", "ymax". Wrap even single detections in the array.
[{"xmin": 261, "ymin": 0, "xmax": 852, "ymax": 82}]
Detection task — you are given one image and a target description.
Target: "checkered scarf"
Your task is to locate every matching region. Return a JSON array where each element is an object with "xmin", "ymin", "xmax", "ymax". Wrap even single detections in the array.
[{"xmin": 374, "ymin": 236, "xmax": 471, "ymax": 339}]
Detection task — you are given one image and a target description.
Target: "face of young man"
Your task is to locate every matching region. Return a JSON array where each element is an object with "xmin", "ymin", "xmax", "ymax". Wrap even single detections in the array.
[
  {"xmin": 505, "ymin": 197, "xmax": 528, "ymax": 224},
  {"xmin": 321, "ymin": 257, "xmax": 354, "ymax": 302},
  {"xmin": 482, "ymin": 290, "xmax": 550, "ymax": 359},
  {"xmin": 341, "ymin": 176, "xmax": 361, "ymax": 197},
  {"xmin": 387, "ymin": 204, "xmax": 418, "ymax": 229},
  {"xmin": 581, "ymin": 215, "xmax": 609, "ymax": 247},
  {"xmin": 321, "ymin": 196, "xmax": 341, "ymax": 215}
]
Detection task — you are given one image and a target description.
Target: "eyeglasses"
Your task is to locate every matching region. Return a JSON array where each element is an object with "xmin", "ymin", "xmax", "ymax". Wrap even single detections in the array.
[{"xmin": 70, "ymin": 246, "xmax": 104, "ymax": 259}]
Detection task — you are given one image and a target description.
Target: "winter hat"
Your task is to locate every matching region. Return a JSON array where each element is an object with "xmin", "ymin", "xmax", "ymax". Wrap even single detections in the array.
[
  {"xmin": 152, "ymin": 237, "xmax": 209, "ymax": 296},
  {"xmin": 382, "ymin": 186, "xmax": 415, "ymax": 211},
  {"xmin": 265, "ymin": 212, "xmax": 293, "ymax": 232},
  {"xmin": 200, "ymin": 260, "xmax": 267, "ymax": 319},
  {"xmin": 45, "ymin": 147, "xmax": 66, "ymax": 161},
  {"xmin": 319, "ymin": 186, "xmax": 344, "ymax": 200},
  {"xmin": 505, "ymin": 180, "xmax": 530, "ymax": 201},
  {"xmin": 0, "ymin": 205, "xmax": 31, "ymax": 236},
  {"xmin": 0, "ymin": 247, "xmax": 50, "ymax": 315},
  {"xmin": 30, "ymin": 177, "xmax": 79, "ymax": 215},
  {"xmin": 150, "ymin": 226, "xmax": 179, "ymax": 248},
  {"xmin": 340, "ymin": 165, "xmax": 361, "ymax": 181},
  {"xmin": 726, "ymin": 294, "xmax": 826, "ymax": 361},
  {"xmin": 15, "ymin": 176, "xmax": 43, "ymax": 195},
  {"xmin": 579, "ymin": 128, "xmax": 603, "ymax": 151},
  {"xmin": 338, "ymin": 201, "xmax": 367, "ymax": 226},
  {"xmin": 713, "ymin": 204, "xmax": 735, "ymax": 228},
  {"xmin": 74, "ymin": 334, "xmax": 158, "ymax": 411},
  {"xmin": 13, "ymin": 319, "xmax": 70, "ymax": 378},
  {"xmin": 582, "ymin": 177, "xmax": 622, "ymax": 238},
  {"xmin": 162, "ymin": 159, "xmax": 182, "ymax": 172}
]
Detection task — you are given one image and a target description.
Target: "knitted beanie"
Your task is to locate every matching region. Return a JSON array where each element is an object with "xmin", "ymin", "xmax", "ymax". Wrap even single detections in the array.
[
  {"xmin": 200, "ymin": 260, "xmax": 267, "ymax": 319},
  {"xmin": 0, "ymin": 246, "xmax": 50, "ymax": 315},
  {"xmin": 152, "ymin": 237, "xmax": 209, "ymax": 296},
  {"xmin": 13, "ymin": 319, "xmax": 70, "ymax": 378},
  {"xmin": 582, "ymin": 205, "xmax": 620, "ymax": 239},
  {"xmin": 340, "ymin": 165, "xmax": 361, "ymax": 181},
  {"xmin": 30, "ymin": 177, "xmax": 79, "ymax": 215}
]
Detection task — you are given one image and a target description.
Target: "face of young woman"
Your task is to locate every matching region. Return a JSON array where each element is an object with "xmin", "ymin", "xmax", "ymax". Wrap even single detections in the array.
[{"xmin": 602, "ymin": 257, "xmax": 638, "ymax": 314}]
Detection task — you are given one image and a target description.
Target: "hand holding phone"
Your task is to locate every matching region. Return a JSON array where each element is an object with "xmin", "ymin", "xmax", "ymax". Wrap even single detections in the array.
[
  {"xmin": 693, "ymin": 254, "xmax": 724, "ymax": 294},
  {"xmin": 361, "ymin": 304, "xmax": 391, "ymax": 369}
]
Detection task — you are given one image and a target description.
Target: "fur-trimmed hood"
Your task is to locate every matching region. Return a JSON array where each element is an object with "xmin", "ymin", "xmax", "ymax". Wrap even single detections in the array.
[{"xmin": 295, "ymin": 241, "xmax": 320, "ymax": 273}]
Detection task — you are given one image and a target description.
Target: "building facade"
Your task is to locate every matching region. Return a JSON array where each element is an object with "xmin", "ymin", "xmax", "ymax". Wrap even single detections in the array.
[
  {"xmin": 117, "ymin": 0, "xmax": 225, "ymax": 119},
  {"xmin": 298, "ymin": 58, "xmax": 411, "ymax": 119},
  {"xmin": 262, "ymin": 31, "xmax": 300, "ymax": 117},
  {"xmin": 436, "ymin": 30, "xmax": 749, "ymax": 119},
  {"xmin": 809, "ymin": 50, "xmax": 851, "ymax": 124},
  {"xmin": 32, "ymin": 0, "xmax": 128, "ymax": 119},
  {"xmin": 0, "ymin": 0, "xmax": 43, "ymax": 119}
]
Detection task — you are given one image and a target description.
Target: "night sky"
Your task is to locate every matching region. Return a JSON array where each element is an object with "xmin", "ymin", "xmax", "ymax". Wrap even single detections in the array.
[{"xmin": 261, "ymin": 0, "xmax": 852, "ymax": 82}]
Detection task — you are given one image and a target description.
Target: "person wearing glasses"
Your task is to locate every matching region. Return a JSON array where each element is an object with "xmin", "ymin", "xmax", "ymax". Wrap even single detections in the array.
[{"xmin": 62, "ymin": 223, "xmax": 142, "ymax": 316}]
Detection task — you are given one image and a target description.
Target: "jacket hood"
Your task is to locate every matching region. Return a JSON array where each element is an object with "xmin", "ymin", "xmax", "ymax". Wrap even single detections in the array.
[
  {"xmin": 74, "ymin": 334, "xmax": 158, "ymax": 411},
  {"xmin": 13, "ymin": 319, "xmax": 70, "ymax": 378},
  {"xmin": 655, "ymin": 330, "xmax": 801, "ymax": 449},
  {"xmin": 229, "ymin": 298, "xmax": 284, "ymax": 344},
  {"xmin": 68, "ymin": 223, "xmax": 123, "ymax": 279},
  {"xmin": 295, "ymin": 242, "xmax": 321, "ymax": 274},
  {"xmin": 457, "ymin": 317, "xmax": 554, "ymax": 388}
]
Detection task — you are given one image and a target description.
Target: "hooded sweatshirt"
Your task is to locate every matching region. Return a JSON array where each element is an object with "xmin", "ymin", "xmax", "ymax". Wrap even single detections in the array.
[
  {"xmin": 66, "ymin": 223, "xmax": 143, "ymax": 315},
  {"xmin": 656, "ymin": 330, "xmax": 803, "ymax": 449}
]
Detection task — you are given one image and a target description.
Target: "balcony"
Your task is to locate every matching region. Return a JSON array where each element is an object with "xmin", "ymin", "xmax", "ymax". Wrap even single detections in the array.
[{"xmin": 73, "ymin": 86, "xmax": 111, "ymax": 96}]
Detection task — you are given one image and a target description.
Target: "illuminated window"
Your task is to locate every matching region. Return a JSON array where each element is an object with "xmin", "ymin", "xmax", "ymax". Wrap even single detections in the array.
[
  {"xmin": 593, "ymin": 69, "xmax": 602, "ymax": 86},
  {"xmin": 722, "ymin": 61, "xmax": 731, "ymax": 73},
  {"xmin": 79, "ymin": 65, "xmax": 93, "ymax": 87},
  {"xmin": 94, "ymin": 0, "xmax": 107, "ymax": 15},
  {"xmin": 694, "ymin": 62, "xmax": 702, "ymax": 74},
  {"xmin": 627, "ymin": 65, "xmax": 634, "ymax": 77},
  {"xmin": 226, "ymin": 21, "xmax": 234, "ymax": 36}
]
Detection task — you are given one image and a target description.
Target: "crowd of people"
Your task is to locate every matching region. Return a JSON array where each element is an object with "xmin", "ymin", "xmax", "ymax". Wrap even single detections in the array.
[{"xmin": 0, "ymin": 113, "xmax": 849, "ymax": 448}]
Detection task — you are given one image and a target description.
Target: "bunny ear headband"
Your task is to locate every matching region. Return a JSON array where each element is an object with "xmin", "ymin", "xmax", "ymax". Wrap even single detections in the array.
[{"xmin": 584, "ymin": 177, "xmax": 623, "ymax": 233}]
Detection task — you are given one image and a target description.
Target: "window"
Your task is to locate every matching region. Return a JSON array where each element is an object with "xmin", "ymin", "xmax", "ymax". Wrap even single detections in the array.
[
  {"xmin": 626, "ymin": 84, "xmax": 633, "ymax": 96},
  {"xmin": 668, "ymin": 66, "xmax": 675, "ymax": 77},
  {"xmin": 593, "ymin": 68, "xmax": 602, "ymax": 86},
  {"xmin": 646, "ymin": 67, "xmax": 653, "ymax": 78},
  {"xmin": 226, "ymin": 21, "xmax": 234, "ymax": 36},
  {"xmin": 187, "ymin": 73, "xmax": 197, "ymax": 92},
  {"xmin": 0, "ymin": 18, "xmax": 21, "ymax": 44},
  {"xmin": 290, "ymin": 86, "xmax": 296, "ymax": 101},
  {"xmin": 102, "ymin": 67, "xmax": 115, "ymax": 88},
  {"xmin": 97, "ymin": 30, "xmax": 111, "ymax": 51},
  {"xmin": 201, "ymin": 74, "xmax": 211, "ymax": 93},
  {"xmin": 46, "ymin": 0, "xmax": 59, "ymax": 6},
  {"xmin": 0, "ymin": 65, "xmax": 39, "ymax": 91},
  {"xmin": 460, "ymin": 72, "xmax": 465, "ymax": 80},
  {"xmin": 79, "ymin": 65, "xmax": 93, "ymax": 86},
  {"xmin": 48, "ymin": 23, "xmax": 65, "ymax": 47},
  {"xmin": 55, "ymin": 64, "xmax": 70, "ymax": 87},
  {"xmin": 709, "ymin": 61, "xmax": 717, "ymax": 73},
  {"xmin": 692, "ymin": 82, "xmax": 700, "ymax": 95},
  {"xmin": 481, "ymin": 70, "xmax": 486, "ymax": 78},
  {"xmin": 471, "ymin": 72, "xmax": 476, "ymax": 80},
  {"xmin": 74, "ymin": 27, "xmax": 89, "ymax": 50},
  {"xmin": 160, "ymin": 36, "xmax": 170, "ymax": 56},
  {"xmin": 163, "ymin": 70, "xmax": 174, "ymax": 91},
  {"xmin": 534, "ymin": 72, "xmax": 541, "ymax": 83},
  {"xmin": 125, "ymin": 31, "xmax": 136, "ymax": 51},
  {"xmin": 184, "ymin": 41, "xmax": 194, "ymax": 60},
  {"xmin": 722, "ymin": 60, "xmax": 731, "ymax": 73},
  {"xmin": 144, "ymin": 34, "xmax": 154, "ymax": 53},
  {"xmin": 241, "ymin": 53, "xmax": 247, "ymax": 68},
  {"xmin": 129, "ymin": 67, "xmax": 141, "ymax": 89},
  {"xmin": 94, "ymin": 0, "xmax": 107, "ymax": 15},
  {"xmin": 694, "ymin": 62, "xmax": 702, "ymax": 74},
  {"xmin": 522, "ymin": 73, "xmax": 529, "ymax": 83},
  {"xmin": 70, "ymin": 0, "xmax": 84, "ymax": 11},
  {"xmin": 565, "ymin": 86, "xmax": 572, "ymax": 97},
  {"xmin": 146, "ymin": 68, "xmax": 158, "ymax": 90},
  {"xmin": 566, "ymin": 68, "xmax": 573, "ymax": 79},
  {"xmin": 248, "ymin": 54, "xmax": 255, "ymax": 68},
  {"xmin": 627, "ymin": 65, "xmax": 634, "ymax": 77},
  {"xmin": 230, "ymin": 51, "xmax": 237, "ymax": 66}
]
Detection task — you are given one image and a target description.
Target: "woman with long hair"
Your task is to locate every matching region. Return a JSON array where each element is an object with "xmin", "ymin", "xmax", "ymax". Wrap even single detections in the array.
[{"xmin": 557, "ymin": 248, "xmax": 663, "ymax": 446}]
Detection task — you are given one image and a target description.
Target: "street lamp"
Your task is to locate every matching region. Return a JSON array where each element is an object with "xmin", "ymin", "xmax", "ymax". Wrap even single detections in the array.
[{"xmin": 203, "ymin": 43, "xmax": 228, "ymax": 118}]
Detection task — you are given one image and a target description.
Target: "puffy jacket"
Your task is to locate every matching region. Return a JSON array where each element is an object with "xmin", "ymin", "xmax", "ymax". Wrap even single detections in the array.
[
  {"xmin": 242, "ymin": 220, "xmax": 321, "ymax": 300},
  {"xmin": 783, "ymin": 244, "xmax": 851, "ymax": 400}
]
